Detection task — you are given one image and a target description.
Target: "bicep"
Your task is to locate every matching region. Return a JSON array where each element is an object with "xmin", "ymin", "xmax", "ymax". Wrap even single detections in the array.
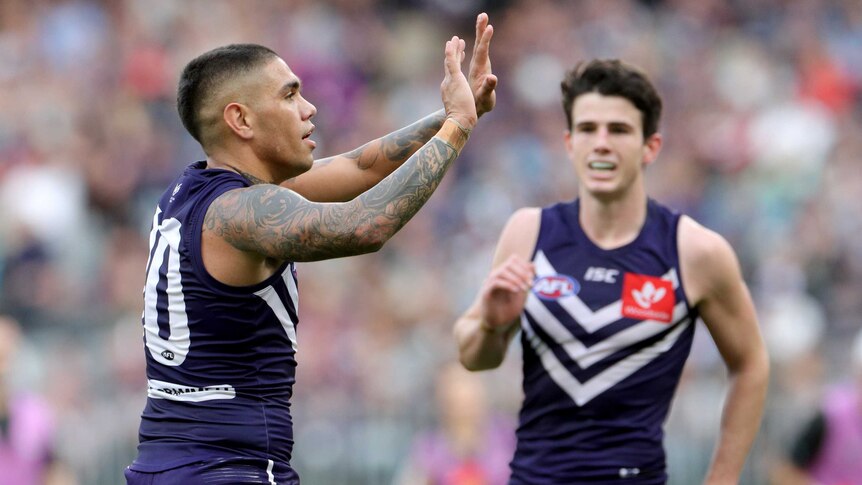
[
  {"xmin": 204, "ymin": 185, "xmax": 367, "ymax": 262},
  {"xmin": 688, "ymin": 230, "xmax": 764, "ymax": 371}
]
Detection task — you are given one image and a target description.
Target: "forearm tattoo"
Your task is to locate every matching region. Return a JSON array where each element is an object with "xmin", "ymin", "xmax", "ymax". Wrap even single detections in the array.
[
  {"xmin": 204, "ymin": 137, "xmax": 458, "ymax": 262},
  {"xmin": 343, "ymin": 110, "xmax": 445, "ymax": 171}
]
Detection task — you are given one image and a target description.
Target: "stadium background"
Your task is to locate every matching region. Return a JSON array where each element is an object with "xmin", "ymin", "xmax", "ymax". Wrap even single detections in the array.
[{"xmin": 1, "ymin": 0, "xmax": 860, "ymax": 483}]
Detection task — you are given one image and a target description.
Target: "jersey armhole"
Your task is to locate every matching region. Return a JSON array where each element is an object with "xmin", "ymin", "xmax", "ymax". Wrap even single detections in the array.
[
  {"xmin": 185, "ymin": 184, "xmax": 240, "ymax": 290},
  {"xmin": 183, "ymin": 180, "xmax": 276, "ymax": 292},
  {"xmin": 528, "ymin": 207, "xmax": 548, "ymax": 261},
  {"xmin": 183, "ymin": 181, "xmax": 288, "ymax": 293},
  {"xmin": 672, "ymin": 214, "xmax": 697, "ymax": 314}
]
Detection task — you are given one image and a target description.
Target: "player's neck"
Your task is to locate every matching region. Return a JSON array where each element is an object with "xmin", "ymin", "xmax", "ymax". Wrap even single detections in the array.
[
  {"xmin": 206, "ymin": 151, "xmax": 275, "ymax": 186},
  {"xmin": 579, "ymin": 188, "xmax": 648, "ymax": 250}
]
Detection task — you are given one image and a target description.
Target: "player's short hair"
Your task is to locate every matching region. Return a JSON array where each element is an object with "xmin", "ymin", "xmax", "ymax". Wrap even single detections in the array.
[
  {"xmin": 177, "ymin": 43, "xmax": 279, "ymax": 143},
  {"xmin": 561, "ymin": 59, "xmax": 662, "ymax": 139}
]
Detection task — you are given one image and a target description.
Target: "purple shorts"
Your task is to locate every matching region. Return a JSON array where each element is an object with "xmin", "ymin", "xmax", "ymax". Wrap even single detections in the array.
[{"xmin": 125, "ymin": 458, "xmax": 299, "ymax": 484}]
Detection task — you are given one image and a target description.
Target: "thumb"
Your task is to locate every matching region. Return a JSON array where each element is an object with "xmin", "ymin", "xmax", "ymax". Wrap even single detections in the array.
[{"xmin": 477, "ymin": 74, "xmax": 498, "ymax": 96}]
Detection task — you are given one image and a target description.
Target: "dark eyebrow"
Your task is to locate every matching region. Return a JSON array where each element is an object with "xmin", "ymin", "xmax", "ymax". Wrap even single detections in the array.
[
  {"xmin": 608, "ymin": 121, "xmax": 634, "ymax": 130},
  {"xmin": 574, "ymin": 120, "xmax": 635, "ymax": 130},
  {"xmin": 278, "ymin": 79, "xmax": 301, "ymax": 97}
]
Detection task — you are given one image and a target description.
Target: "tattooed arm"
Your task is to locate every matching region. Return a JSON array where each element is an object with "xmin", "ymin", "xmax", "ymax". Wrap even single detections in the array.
[
  {"xmin": 205, "ymin": 36, "xmax": 476, "ymax": 263},
  {"xmin": 207, "ymin": 135, "xmax": 461, "ymax": 262},
  {"xmin": 283, "ymin": 13, "xmax": 495, "ymax": 203},
  {"xmin": 281, "ymin": 110, "xmax": 445, "ymax": 203}
]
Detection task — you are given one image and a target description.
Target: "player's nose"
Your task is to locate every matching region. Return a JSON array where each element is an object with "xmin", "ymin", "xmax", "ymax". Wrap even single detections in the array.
[{"xmin": 302, "ymin": 97, "xmax": 317, "ymax": 120}]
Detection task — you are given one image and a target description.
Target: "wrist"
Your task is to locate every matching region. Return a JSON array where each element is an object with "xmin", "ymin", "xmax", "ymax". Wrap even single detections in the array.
[
  {"xmin": 434, "ymin": 117, "xmax": 472, "ymax": 153},
  {"xmin": 446, "ymin": 115, "xmax": 475, "ymax": 133}
]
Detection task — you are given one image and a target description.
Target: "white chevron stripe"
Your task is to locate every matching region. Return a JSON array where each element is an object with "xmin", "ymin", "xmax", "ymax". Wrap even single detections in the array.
[
  {"xmin": 255, "ymin": 284, "xmax": 298, "ymax": 351},
  {"xmin": 283, "ymin": 263, "xmax": 299, "ymax": 316},
  {"xmin": 523, "ymin": 315, "xmax": 692, "ymax": 406},
  {"xmin": 525, "ymin": 294, "xmax": 689, "ymax": 368},
  {"xmin": 532, "ymin": 250, "xmax": 679, "ymax": 332}
]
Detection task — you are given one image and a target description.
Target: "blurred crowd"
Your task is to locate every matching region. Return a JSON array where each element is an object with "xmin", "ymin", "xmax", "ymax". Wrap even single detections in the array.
[{"xmin": 0, "ymin": 0, "xmax": 860, "ymax": 483}]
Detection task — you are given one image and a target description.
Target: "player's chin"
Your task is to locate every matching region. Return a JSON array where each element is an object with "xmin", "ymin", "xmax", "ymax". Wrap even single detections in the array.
[
  {"xmin": 301, "ymin": 153, "xmax": 315, "ymax": 170},
  {"xmin": 583, "ymin": 181, "xmax": 623, "ymax": 199},
  {"xmin": 284, "ymin": 154, "xmax": 314, "ymax": 178}
]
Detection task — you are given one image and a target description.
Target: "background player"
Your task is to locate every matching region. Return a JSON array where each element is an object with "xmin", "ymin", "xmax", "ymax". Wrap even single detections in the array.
[{"xmin": 453, "ymin": 59, "xmax": 770, "ymax": 484}]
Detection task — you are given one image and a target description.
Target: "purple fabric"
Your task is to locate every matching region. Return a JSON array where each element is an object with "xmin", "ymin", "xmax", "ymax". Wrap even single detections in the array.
[
  {"xmin": 409, "ymin": 416, "xmax": 515, "ymax": 485},
  {"xmin": 809, "ymin": 385, "xmax": 862, "ymax": 485},
  {"xmin": 0, "ymin": 394, "xmax": 55, "ymax": 485},
  {"xmin": 125, "ymin": 457, "xmax": 298, "ymax": 484}
]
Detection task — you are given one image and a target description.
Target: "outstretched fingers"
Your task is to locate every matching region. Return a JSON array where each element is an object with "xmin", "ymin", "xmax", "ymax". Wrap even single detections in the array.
[
  {"xmin": 472, "ymin": 13, "xmax": 493, "ymax": 63},
  {"xmin": 444, "ymin": 36, "xmax": 466, "ymax": 76},
  {"xmin": 469, "ymin": 12, "xmax": 496, "ymax": 116},
  {"xmin": 441, "ymin": 35, "xmax": 477, "ymax": 129}
]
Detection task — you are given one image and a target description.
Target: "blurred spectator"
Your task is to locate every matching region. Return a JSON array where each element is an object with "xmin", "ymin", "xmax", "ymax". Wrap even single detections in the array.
[
  {"xmin": 769, "ymin": 329, "xmax": 862, "ymax": 485},
  {"xmin": 0, "ymin": 315, "xmax": 75, "ymax": 485},
  {"xmin": 392, "ymin": 363, "xmax": 514, "ymax": 485}
]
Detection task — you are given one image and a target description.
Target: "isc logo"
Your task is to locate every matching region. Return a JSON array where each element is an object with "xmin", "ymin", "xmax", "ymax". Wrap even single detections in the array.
[
  {"xmin": 584, "ymin": 266, "xmax": 620, "ymax": 283},
  {"xmin": 533, "ymin": 275, "xmax": 580, "ymax": 300}
]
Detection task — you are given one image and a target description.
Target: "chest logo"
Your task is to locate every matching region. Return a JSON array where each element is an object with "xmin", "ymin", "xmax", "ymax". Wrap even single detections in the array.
[
  {"xmin": 621, "ymin": 273, "xmax": 674, "ymax": 323},
  {"xmin": 584, "ymin": 266, "xmax": 620, "ymax": 283},
  {"xmin": 533, "ymin": 274, "xmax": 580, "ymax": 300},
  {"xmin": 169, "ymin": 183, "xmax": 182, "ymax": 203}
]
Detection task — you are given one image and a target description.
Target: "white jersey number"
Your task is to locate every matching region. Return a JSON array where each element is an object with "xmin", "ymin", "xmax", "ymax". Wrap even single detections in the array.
[{"xmin": 142, "ymin": 208, "xmax": 191, "ymax": 366}]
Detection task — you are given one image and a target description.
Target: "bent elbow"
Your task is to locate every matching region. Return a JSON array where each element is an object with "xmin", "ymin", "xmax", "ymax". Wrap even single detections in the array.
[
  {"xmin": 348, "ymin": 225, "xmax": 393, "ymax": 255},
  {"xmin": 350, "ymin": 236, "xmax": 385, "ymax": 256},
  {"xmin": 729, "ymin": 348, "xmax": 771, "ymax": 388}
]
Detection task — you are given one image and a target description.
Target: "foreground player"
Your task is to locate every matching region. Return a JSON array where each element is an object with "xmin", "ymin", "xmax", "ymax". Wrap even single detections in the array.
[
  {"xmin": 126, "ymin": 14, "xmax": 496, "ymax": 485},
  {"xmin": 454, "ymin": 59, "xmax": 769, "ymax": 484}
]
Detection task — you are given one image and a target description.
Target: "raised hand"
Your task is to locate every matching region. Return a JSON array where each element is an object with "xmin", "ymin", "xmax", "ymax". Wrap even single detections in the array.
[
  {"xmin": 480, "ymin": 255, "xmax": 535, "ymax": 333},
  {"xmin": 469, "ymin": 13, "xmax": 497, "ymax": 118},
  {"xmin": 441, "ymin": 36, "xmax": 478, "ymax": 131}
]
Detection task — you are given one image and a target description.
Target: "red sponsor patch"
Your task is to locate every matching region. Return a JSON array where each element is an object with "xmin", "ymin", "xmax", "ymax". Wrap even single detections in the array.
[{"xmin": 621, "ymin": 273, "xmax": 675, "ymax": 323}]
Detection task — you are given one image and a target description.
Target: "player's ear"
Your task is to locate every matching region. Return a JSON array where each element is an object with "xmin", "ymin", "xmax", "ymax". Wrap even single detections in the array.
[
  {"xmin": 224, "ymin": 102, "xmax": 254, "ymax": 140},
  {"xmin": 642, "ymin": 132, "xmax": 662, "ymax": 167},
  {"xmin": 563, "ymin": 129, "xmax": 575, "ymax": 160}
]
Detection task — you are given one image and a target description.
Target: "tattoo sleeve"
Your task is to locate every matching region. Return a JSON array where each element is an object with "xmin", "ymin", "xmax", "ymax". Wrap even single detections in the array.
[
  {"xmin": 205, "ymin": 137, "xmax": 458, "ymax": 262},
  {"xmin": 327, "ymin": 109, "xmax": 445, "ymax": 172}
]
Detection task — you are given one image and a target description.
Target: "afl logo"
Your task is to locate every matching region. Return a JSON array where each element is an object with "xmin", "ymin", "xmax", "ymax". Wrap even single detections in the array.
[
  {"xmin": 533, "ymin": 274, "xmax": 580, "ymax": 300},
  {"xmin": 161, "ymin": 350, "xmax": 175, "ymax": 361}
]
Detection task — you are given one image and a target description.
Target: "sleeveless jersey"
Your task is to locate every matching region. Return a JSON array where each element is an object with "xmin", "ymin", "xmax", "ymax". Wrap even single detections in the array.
[
  {"xmin": 130, "ymin": 161, "xmax": 300, "ymax": 481},
  {"xmin": 510, "ymin": 198, "xmax": 698, "ymax": 484}
]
